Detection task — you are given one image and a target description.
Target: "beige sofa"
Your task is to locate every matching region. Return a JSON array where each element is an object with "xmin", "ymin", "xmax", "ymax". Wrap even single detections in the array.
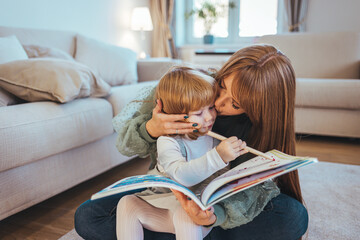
[
  {"xmin": 0, "ymin": 26, "xmax": 179, "ymax": 220},
  {"xmin": 258, "ymin": 32, "xmax": 360, "ymax": 138}
]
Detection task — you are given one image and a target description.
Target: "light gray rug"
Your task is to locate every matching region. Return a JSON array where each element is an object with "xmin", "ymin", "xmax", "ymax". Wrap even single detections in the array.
[{"xmin": 59, "ymin": 161, "xmax": 360, "ymax": 240}]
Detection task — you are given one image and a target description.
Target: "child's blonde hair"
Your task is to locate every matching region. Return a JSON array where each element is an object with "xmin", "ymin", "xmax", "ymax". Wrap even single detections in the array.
[
  {"xmin": 155, "ymin": 66, "xmax": 216, "ymax": 139},
  {"xmin": 155, "ymin": 66, "xmax": 216, "ymax": 115}
]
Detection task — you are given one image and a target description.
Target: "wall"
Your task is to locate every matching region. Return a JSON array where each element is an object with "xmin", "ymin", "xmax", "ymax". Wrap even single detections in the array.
[
  {"xmin": 0, "ymin": 0, "xmax": 151, "ymax": 55},
  {"xmin": 305, "ymin": 0, "xmax": 360, "ymax": 32}
]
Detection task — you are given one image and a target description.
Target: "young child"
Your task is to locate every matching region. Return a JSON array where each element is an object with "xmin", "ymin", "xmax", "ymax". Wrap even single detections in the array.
[{"xmin": 116, "ymin": 66, "xmax": 250, "ymax": 240}]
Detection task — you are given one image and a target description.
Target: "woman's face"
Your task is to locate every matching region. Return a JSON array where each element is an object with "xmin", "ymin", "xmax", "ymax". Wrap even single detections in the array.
[{"xmin": 215, "ymin": 75, "xmax": 245, "ymax": 116}]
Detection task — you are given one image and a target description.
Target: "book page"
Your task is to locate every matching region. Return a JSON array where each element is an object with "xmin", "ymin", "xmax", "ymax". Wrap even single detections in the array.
[
  {"xmin": 203, "ymin": 159, "xmax": 315, "ymax": 207},
  {"xmin": 201, "ymin": 150, "xmax": 316, "ymax": 204},
  {"xmin": 91, "ymin": 174, "xmax": 209, "ymax": 210}
]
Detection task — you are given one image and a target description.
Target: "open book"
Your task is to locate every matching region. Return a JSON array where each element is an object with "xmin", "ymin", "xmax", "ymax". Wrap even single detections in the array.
[{"xmin": 91, "ymin": 150, "xmax": 318, "ymax": 210}]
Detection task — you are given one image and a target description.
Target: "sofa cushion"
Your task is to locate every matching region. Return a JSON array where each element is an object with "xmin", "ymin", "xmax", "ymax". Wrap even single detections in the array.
[
  {"xmin": 295, "ymin": 107, "xmax": 360, "ymax": 138},
  {"xmin": 0, "ymin": 26, "xmax": 76, "ymax": 57},
  {"xmin": 107, "ymin": 81, "xmax": 158, "ymax": 116},
  {"xmin": 258, "ymin": 32, "xmax": 360, "ymax": 79},
  {"xmin": 296, "ymin": 78, "xmax": 360, "ymax": 110},
  {"xmin": 0, "ymin": 98, "xmax": 114, "ymax": 172},
  {"xmin": 0, "ymin": 58, "xmax": 111, "ymax": 103},
  {"xmin": 75, "ymin": 35, "xmax": 138, "ymax": 86},
  {"xmin": 0, "ymin": 35, "xmax": 28, "ymax": 64},
  {"xmin": 23, "ymin": 44, "xmax": 75, "ymax": 61}
]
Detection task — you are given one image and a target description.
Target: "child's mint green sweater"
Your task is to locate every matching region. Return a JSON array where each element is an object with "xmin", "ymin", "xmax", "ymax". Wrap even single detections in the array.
[{"xmin": 112, "ymin": 84, "xmax": 280, "ymax": 229}]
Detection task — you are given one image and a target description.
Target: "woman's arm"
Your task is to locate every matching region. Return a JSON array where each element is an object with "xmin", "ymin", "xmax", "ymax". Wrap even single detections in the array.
[{"xmin": 112, "ymin": 86, "xmax": 157, "ymax": 158}]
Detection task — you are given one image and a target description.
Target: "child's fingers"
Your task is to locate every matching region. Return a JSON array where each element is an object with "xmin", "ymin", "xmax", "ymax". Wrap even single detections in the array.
[
  {"xmin": 228, "ymin": 139, "xmax": 242, "ymax": 149},
  {"xmin": 231, "ymin": 139, "xmax": 246, "ymax": 149},
  {"xmin": 240, "ymin": 140, "xmax": 247, "ymax": 149},
  {"xmin": 226, "ymin": 136, "xmax": 239, "ymax": 142},
  {"xmin": 238, "ymin": 149, "xmax": 249, "ymax": 156},
  {"xmin": 234, "ymin": 141, "xmax": 248, "ymax": 156}
]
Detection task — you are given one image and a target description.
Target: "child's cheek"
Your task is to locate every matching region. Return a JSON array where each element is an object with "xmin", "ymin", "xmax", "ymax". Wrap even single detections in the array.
[{"xmin": 187, "ymin": 116, "xmax": 197, "ymax": 124}]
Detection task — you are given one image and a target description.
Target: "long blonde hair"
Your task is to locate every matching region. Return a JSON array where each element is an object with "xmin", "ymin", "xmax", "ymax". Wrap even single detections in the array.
[
  {"xmin": 155, "ymin": 66, "xmax": 216, "ymax": 139},
  {"xmin": 216, "ymin": 45, "xmax": 302, "ymax": 202}
]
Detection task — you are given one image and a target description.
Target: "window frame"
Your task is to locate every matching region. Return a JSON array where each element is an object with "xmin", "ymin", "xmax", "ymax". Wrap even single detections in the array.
[{"xmin": 184, "ymin": 0, "xmax": 285, "ymax": 45}]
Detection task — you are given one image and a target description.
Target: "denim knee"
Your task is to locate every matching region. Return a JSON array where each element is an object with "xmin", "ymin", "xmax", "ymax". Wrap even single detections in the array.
[
  {"xmin": 74, "ymin": 200, "xmax": 93, "ymax": 239},
  {"xmin": 295, "ymin": 199, "xmax": 309, "ymax": 238},
  {"xmin": 74, "ymin": 192, "xmax": 141, "ymax": 240},
  {"xmin": 277, "ymin": 194, "xmax": 309, "ymax": 239},
  {"xmin": 74, "ymin": 200, "xmax": 117, "ymax": 240}
]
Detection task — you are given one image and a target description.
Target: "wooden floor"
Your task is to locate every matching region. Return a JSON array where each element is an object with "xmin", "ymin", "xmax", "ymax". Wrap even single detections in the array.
[{"xmin": 0, "ymin": 135, "xmax": 359, "ymax": 239}]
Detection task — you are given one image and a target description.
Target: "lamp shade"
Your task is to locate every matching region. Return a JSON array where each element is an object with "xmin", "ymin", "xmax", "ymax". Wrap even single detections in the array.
[{"xmin": 131, "ymin": 7, "xmax": 153, "ymax": 31}]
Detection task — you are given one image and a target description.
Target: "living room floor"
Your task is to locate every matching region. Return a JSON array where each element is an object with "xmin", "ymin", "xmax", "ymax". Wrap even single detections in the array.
[{"xmin": 0, "ymin": 135, "xmax": 359, "ymax": 240}]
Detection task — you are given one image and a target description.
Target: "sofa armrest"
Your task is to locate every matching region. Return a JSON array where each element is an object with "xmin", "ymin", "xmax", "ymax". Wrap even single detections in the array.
[{"xmin": 137, "ymin": 58, "xmax": 181, "ymax": 82}]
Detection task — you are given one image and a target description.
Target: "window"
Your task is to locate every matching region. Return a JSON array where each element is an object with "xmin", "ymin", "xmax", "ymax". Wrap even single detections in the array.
[
  {"xmin": 184, "ymin": 0, "xmax": 283, "ymax": 45},
  {"xmin": 192, "ymin": 0, "xmax": 230, "ymax": 38}
]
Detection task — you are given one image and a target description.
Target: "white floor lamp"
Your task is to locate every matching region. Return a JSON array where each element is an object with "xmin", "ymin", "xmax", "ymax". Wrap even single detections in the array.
[{"xmin": 131, "ymin": 7, "xmax": 153, "ymax": 59}]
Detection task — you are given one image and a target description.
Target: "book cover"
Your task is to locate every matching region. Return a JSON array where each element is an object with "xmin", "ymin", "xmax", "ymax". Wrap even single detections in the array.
[{"xmin": 91, "ymin": 149, "xmax": 318, "ymax": 210}]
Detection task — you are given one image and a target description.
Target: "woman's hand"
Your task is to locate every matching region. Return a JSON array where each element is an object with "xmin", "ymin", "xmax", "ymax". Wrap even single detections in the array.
[
  {"xmin": 216, "ymin": 137, "xmax": 248, "ymax": 163},
  {"xmin": 146, "ymin": 99, "xmax": 198, "ymax": 138},
  {"xmin": 171, "ymin": 189, "xmax": 216, "ymax": 226}
]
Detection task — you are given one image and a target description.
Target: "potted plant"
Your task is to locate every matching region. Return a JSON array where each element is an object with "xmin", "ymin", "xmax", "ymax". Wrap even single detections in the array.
[{"xmin": 185, "ymin": 1, "xmax": 235, "ymax": 44}]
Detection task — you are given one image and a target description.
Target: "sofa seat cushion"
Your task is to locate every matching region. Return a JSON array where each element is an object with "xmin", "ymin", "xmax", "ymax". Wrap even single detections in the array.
[
  {"xmin": 296, "ymin": 78, "xmax": 360, "ymax": 110},
  {"xmin": 107, "ymin": 81, "xmax": 158, "ymax": 116},
  {"xmin": 0, "ymin": 98, "xmax": 113, "ymax": 172}
]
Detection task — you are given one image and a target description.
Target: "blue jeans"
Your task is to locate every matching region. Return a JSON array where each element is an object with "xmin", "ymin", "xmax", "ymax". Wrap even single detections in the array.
[{"xmin": 75, "ymin": 192, "xmax": 308, "ymax": 240}]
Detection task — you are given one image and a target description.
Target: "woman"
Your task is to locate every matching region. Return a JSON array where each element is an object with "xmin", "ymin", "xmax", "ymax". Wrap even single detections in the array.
[{"xmin": 75, "ymin": 45, "xmax": 308, "ymax": 240}]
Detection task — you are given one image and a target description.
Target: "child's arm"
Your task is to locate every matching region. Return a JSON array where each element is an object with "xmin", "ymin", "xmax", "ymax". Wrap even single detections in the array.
[
  {"xmin": 157, "ymin": 136, "xmax": 247, "ymax": 187},
  {"xmin": 157, "ymin": 136, "xmax": 227, "ymax": 187}
]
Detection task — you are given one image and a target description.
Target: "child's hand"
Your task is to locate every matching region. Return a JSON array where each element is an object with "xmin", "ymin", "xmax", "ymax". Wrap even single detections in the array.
[{"xmin": 216, "ymin": 137, "xmax": 248, "ymax": 163}]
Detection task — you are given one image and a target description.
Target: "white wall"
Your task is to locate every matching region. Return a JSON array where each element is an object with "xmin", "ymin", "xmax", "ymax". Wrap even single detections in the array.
[
  {"xmin": 0, "ymin": 0, "xmax": 152, "ymax": 55},
  {"xmin": 305, "ymin": 0, "xmax": 360, "ymax": 32}
]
